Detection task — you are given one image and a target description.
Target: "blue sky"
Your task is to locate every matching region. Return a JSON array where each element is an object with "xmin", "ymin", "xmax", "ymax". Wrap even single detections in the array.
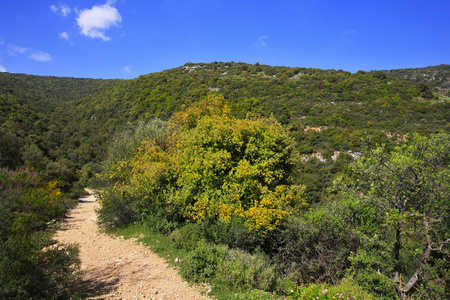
[{"xmin": 0, "ymin": 0, "xmax": 449, "ymax": 79}]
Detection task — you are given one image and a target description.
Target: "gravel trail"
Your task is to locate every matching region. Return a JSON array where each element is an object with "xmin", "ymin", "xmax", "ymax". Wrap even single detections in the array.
[{"xmin": 55, "ymin": 191, "xmax": 211, "ymax": 300}]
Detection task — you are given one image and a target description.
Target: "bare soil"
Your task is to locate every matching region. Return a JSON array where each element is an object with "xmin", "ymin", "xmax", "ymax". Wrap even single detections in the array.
[{"xmin": 55, "ymin": 191, "xmax": 211, "ymax": 300}]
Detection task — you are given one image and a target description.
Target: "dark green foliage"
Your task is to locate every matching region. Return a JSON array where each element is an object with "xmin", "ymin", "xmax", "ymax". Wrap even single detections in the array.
[
  {"xmin": 140, "ymin": 205, "xmax": 183, "ymax": 234},
  {"xmin": 274, "ymin": 200, "xmax": 359, "ymax": 285},
  {"xmin": 372, "ymin": 71, "xmax": 387, "ymax": 80},
  {"xmin": 345, "ymin": 133, "xmax": 450, "ymax": 299},
  {"xmin": 96, "ymin": 187, "xmax": 139, "ymax": 227},
  {"xmin": 198, "ymin": 218, "xmax": 265, "ymax": 252},
  {"xmin": 0, "ymin": 168, "xmax": 80, "ymax": 299},
  {"xmin": 0, "ymin": 129, "xmax": 23, "ymax": 168}
]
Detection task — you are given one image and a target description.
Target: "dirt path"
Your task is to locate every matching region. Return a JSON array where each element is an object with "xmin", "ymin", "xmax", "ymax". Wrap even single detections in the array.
[{"xmin": 55, "ymin": 191, "xmax": 211, "ymax": 300}]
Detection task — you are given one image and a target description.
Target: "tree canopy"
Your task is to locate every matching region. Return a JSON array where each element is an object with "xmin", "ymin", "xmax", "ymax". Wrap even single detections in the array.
[{"xmin": 346, "ymin": 133, "xmax": 450, "ymax": 298}]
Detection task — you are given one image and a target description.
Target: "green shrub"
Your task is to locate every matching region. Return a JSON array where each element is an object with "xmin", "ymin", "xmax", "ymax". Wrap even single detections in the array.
[
  {"xmin": 274, "ymin": 199, "xmax": 358, "ymax": 284},
  {"xmin": 199, "ymin": 218, "xmax": 265, "ymax": 252},
  {"xmin": 170, "ymin": 223, "xmax": 202, "ymax": 250},
  {"xmin": 216, "ymin": 248, "xmax": 276, "ymax": 291},
  {"xmin": 282, "ymin": 277, "xmax": 375, "ymax": 299},
  {"xmin": 140, "ymin": 205, "xmax": 182, "ymax": 234},
  {"xmin": 96, "ymin": 187, "xmax": 139, "ymax": 227},
  {"xmin": 102, "ymin": 119, "xmax": 168, "ymax": 179},
  {"xmin": 234, "ymin": 277, "xmax": 375, "ymax": 300},
  {"xmin": 100, "ymin": 97, "xmax": 305, "ymax": 235},
  {"xmin": 179, "ymin": 240, "xmax": 228, "ymax": 283}
]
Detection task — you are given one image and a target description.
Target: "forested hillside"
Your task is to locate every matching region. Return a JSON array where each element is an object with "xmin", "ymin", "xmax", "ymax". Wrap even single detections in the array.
[
  {"xmin": 65, "ymin": 62, "xmax": 449, "ymax": 161},
  {"xmin": 383, "ymin": 64, "xmax": 450, "ymax": 95},
  {"xmin": 2, "ymin": 62, "xmax": 449, "ymax": 172},
  {"xmin": 0, "ymin": 62, "xmax": 449, "ymax": 299},
  {"xmin": 0, "ymin": 73, "xmax": 121, "ymax": 137}
]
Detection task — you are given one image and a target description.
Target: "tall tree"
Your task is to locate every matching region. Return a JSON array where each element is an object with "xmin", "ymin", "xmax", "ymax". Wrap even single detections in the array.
[{"xmin": 348, "ymin": 133, "xmax": 450, "ymax": 298}]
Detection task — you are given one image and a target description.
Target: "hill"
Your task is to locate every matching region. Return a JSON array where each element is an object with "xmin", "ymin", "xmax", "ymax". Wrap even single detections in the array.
[
  {"xmin": 70, "ymin": 62, "xmax": 449, "ymax": 154},
  {"xmin": 1, "ymin": 62, "xmax": 449, "ymax": 174},
  {"xmin": 0, "ymin": 72, "xmax": 121, "ymax": 135},
  {"xmin": 382, "ymin": 64, "xmax": 450, "ymax": 95},
  {"xmin": 0, "ymin": 73, "xmax": 121, "ymax": 168}
]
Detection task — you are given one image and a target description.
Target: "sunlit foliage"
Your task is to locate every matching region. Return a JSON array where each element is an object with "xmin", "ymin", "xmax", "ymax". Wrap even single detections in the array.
[{"xmin": 100, "ymin": 95, "xmax": 305, "ymax": 233}]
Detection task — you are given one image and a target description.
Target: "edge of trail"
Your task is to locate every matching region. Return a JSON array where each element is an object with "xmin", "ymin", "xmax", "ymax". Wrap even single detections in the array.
[{"xmin": 55, "ymin": 190, "xmax": 212, "ymax": 300}]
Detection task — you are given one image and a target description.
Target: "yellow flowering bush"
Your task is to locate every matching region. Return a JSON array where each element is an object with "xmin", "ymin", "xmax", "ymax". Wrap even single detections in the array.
[
  {"xmin": 169, "ymin": 95, "xmax": 305, "ymax": 232},
  {"xmin": 100, "ymin": 95, "xmax": 306, "ymax": 233}
]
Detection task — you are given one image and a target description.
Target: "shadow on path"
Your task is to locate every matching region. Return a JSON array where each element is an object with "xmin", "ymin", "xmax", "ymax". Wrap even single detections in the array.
[{"xmin": 75, "ymin": 264, "xmax": 121, "ymax": 298}]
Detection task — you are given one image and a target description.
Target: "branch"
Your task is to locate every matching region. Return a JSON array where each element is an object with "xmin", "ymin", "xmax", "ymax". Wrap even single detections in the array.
[
  {"xmin": 430, "ymin": 238, "xmax": 450, "ymax": 251},
  {"xmin": 397, "ymin": 233, "xmax": 449, "ymax": 295}
]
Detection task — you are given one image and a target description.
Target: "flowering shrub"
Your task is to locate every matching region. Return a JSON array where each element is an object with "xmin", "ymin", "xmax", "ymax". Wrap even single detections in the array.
[{"xmin": 100, "ymin": 95, "xmax": 306, "ymax": 233}]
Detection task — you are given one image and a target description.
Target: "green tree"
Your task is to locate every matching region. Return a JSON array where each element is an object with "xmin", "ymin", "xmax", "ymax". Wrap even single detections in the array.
[
  {"xmin": 347, "ymin": 133, "xmax": 450, "ymax": 298},
  {"xmin": 0, "ymin": 129, "xmax": 23, "ymax": 168}
]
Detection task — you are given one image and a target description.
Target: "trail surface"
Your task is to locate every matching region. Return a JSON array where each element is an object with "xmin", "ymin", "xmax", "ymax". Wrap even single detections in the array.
[{"xmin": 55, "ymin": 191, "xmax": 211, "ymax": 300}]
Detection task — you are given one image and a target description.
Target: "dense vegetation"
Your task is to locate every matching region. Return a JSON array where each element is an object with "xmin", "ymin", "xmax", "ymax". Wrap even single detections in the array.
[
  {"xmin": 383, "ymin": 64, "xmax": 450, "ymax": 95},
  {"xmin": 98, "ymin": 96, "xmax": 449, "ymax": 299},
  {"xmin": 0, "ymin": 62, "xmax": 449, "ymax": 299},
  {"xmin": 0, "ymin": 168, "xmax": 80, "ymax": 298}
]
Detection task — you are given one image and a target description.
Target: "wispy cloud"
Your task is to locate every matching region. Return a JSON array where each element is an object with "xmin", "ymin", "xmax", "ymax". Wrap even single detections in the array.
[
  {"xmin": 8, "ymin": 44, "xmax": 28, "ymax": 55},
  {"xmin": 29, "ymin": 51, "xmax": 52, "ymax": 62},
  {"xmin": 76, "ymin": 1, "xmax": 122, "ymax": 41},
  {"xmin": 6, "ymin": 44, "xmax": 51, "ymax": 62},
  {"xmin": 0, "ymin": 65, "xmax": 6, "ymax": 72},
  {"xmin": 50, "ymin": 3, "xmax": 72, "ymax": 16},
  {"xmin": 256, "ymin": 35, "xmax": 269, "ymax": 47},
  {"xmin": 123, "ymin": 65, "xmax": 132, "ymax": 73},
  {"xmin": 340, "ymin": 29, "xmax": 355, "ymax": 38},
  {"xmin": 59, "ymin": 31, "xmax": 70, "ymax": 40}
]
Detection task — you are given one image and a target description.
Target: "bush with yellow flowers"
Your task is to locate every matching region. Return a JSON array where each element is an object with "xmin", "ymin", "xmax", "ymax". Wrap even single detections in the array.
[{"xmin": 100, "ymin": 95, "xmax": 305, "ymax": 233}]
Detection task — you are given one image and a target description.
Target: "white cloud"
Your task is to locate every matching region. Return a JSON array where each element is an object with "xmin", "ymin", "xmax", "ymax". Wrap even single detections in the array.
[
  {"xmin": 0, "ymin": 65, "xmax": 6, "ymax": 72},
  {"xmin": 29, "ymin": 51, "xmax": 52, "ymax": 62},
  {"xmin": 76, "ymin": 2, "xmax": 122, "ymax": 41},
  {"xmin": 50, "ymin": 3, "xmax": 72, "ymax": 16},
  {"xmin": 256, "ymin": 35, "xmax": 269, "ymax": 47},
  {"xmin": 6, "ymin": 44, "xmax": 51, "ymax": 62},
  {"xmin": 9, "ymin": 44, "xmax": 28, "ymax": 55},
  {"xmin": 59, "ymin": 31, "xmax": 70, "ymax": 40},
  {"xmin": 124, "ymin": 65, "xmax": 132, "ymax": 73}
]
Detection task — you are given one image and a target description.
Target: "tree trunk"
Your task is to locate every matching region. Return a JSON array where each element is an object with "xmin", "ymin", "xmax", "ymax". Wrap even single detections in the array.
[
  {"xmin": 395, "ymin": 240, "xmax": 433, "ymax": 298},
  {"xmin": 392, "ymin": 221, "xmax": 402, "ymax": 281}
]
